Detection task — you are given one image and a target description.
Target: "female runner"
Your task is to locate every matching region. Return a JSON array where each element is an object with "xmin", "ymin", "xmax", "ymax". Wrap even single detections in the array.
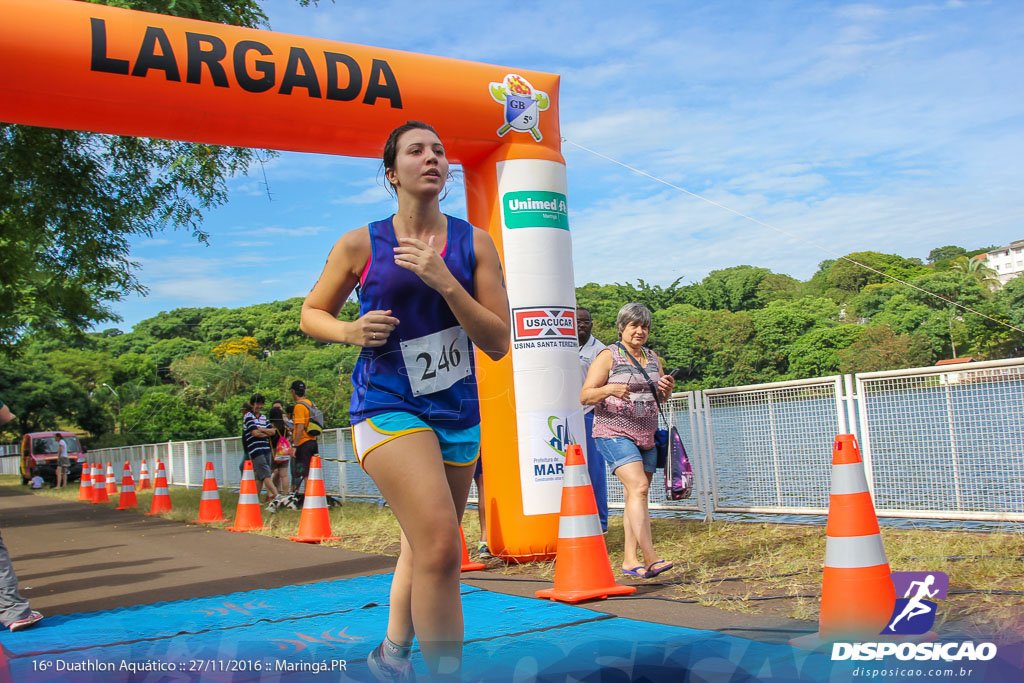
[{"xmin": 300, "ymin": 121, "xmax": 509, "ymax": 680}]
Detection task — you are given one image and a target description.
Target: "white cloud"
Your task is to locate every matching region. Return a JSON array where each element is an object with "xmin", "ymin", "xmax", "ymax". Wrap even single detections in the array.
[
  {"xmin": 331, "ymin": 184, "xmax": 393, "ymax": 206},
  {"xmin": 232, "ymin": 252, "xmax": 294, "ymax": 265},
  {"xmin": 249, "ymin": 225, "xmax": 329, "ymax": 237},
  {"xmin": 146, "ymin": 277, "xmax": 253, "ymax": 306}
]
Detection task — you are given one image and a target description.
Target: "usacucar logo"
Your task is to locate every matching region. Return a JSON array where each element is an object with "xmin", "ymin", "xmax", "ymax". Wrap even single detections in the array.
[
  {"xmin": 513, "ymin": 307, "xmax": 575, "ymax": 341},
  {"xmin": 489, "ymin": 73, "xmax": 549, "ymax": 141}
]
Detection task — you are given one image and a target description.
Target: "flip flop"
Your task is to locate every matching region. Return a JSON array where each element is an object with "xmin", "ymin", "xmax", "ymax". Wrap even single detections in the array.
[
  {"xmin": 622, "ymin": 566, "xmax": 649, "ymax": 578},
  {"xmin": 646, "ymin": 560, "xmax": 674, "ymax": 577}
]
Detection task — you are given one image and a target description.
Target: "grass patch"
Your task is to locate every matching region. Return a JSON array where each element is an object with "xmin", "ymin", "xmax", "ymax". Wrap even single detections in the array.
[{"xmin": 7, "ymin": 476, "xmax": 1022, "ymax": 635}]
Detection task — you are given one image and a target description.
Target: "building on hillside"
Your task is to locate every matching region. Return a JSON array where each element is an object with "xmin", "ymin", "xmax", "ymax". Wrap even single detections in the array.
[{"xmin": 985, "ymin": 239, "xmax": 1024, "ymax": 286}]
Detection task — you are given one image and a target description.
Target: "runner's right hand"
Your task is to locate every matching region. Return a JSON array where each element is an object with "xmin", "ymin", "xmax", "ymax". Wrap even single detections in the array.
[{"xmin": 352, "ymin": 310, "xmax": 399, "ymax": 347}]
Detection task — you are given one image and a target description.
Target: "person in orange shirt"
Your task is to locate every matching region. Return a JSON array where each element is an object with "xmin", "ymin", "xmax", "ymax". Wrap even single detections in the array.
[{"xmin": 289, "ymin": 380, "xmax": 318, "ymax": 492}]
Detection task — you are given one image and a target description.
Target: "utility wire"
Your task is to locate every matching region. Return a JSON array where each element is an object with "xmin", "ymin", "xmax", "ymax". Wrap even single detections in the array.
[{"xmin": 562, "ymin": 138, "xmax": 1024, "ymax": 337}]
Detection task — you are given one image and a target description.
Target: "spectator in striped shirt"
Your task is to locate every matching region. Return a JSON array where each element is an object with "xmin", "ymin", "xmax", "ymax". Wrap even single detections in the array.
[{"xmin": 242, "ymin": 394, "xmax": 281, "ymax": 504}]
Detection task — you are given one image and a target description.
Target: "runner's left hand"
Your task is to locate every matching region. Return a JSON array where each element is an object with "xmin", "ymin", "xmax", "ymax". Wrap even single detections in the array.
[{"xmin": 394, "ymin": 236, "xmax": 455, "ymax": 292}]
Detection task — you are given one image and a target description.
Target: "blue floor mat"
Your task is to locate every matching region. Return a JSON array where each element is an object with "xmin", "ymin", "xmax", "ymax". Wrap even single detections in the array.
[
  {"xmin": 2, "ymin": 574, "xmax": 1017, "ymax": 682},
  {"xmin": 2, "ymin": 574, "xmax": 399, "ymax": 656}
]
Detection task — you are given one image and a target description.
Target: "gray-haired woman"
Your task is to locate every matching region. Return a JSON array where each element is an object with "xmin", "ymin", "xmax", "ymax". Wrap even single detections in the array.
[{"xmin": 581, "ymin": 303, "xmax": 674, "ymax": 579}]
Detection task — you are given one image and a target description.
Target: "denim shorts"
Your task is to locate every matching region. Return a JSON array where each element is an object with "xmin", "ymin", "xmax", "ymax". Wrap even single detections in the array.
[{"xmin": 596, "ymin": 437, "xmax": 658, "ymax": 474}]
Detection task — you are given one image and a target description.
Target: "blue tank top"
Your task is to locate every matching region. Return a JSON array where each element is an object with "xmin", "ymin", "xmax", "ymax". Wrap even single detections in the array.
[{"xmin": 349, "ymin": 214, "xmax": 480, "ymax": 429}]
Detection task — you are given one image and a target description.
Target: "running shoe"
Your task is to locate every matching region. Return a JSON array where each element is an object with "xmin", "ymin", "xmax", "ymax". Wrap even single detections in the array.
[
  {"xmin": 477, "ymin": 542, "xmax": 492, "ymax": 558},
  {"xmin": 9, "ymin": 610, "xmax": 42, "ymax": 632},
  {"xmin": 367, "ymin": 643, "xmax": 415, "ymax": 682}
]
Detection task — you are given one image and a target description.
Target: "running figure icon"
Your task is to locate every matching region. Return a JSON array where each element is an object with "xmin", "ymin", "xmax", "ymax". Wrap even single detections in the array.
[{"xmin": 888, "ymin": 574, "xmax": 939, "ymax": 631}]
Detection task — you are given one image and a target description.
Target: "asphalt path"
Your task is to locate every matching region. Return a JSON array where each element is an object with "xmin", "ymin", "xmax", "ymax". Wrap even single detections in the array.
[{"xmin": 0, "ymin": 486, "xmax": 812, "ymax": 645}]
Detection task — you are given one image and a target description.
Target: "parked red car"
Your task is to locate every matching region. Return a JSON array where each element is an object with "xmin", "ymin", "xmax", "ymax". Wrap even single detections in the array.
[{"xmin": 20, "ymin": 432, "xmax": 84, "ymax": 485}]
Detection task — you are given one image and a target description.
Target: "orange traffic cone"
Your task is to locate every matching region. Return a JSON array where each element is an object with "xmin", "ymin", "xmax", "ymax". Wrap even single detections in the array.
[
  {"xmin": 289, "ymin": 456, "xmax": 340, "ymax": 543},
  {"xmin": 194, "ymin": 462, "xmax": 225, "ymax": 523},
  {"xmin": 228, "ymin": 460, "xmax": 263, "ymax": 532},
  {"xmin": 116, "ymin": 462, "xmax": 137, "ymax": 510},
  {"xmin": 792, "ymin": 434, "xmax": 896, "ymax": 649},
  {"xmin": 145, "ymin": 461, "xmax": 173, "ymax": 515},
  {"xmin": 91, "ymin": 463, "xmax": 110, "ymax": 504},
  {"xmin": 138, "ymin": 458, "xmax": 152, "ymax": 490},
  {"xmin": 535, "ymin": 445, "xmax": 636, "ymax": 603},
  {"xmin": 105, "ymin": 462, "xmax": 117, "ymax": 495},
  {"xmin": 77, "ymin": 461, "xmax": 92, "ymax": 501},
  {"xmin": 460, "ymin": 526, "xmax": 485, "ymax": 572}
]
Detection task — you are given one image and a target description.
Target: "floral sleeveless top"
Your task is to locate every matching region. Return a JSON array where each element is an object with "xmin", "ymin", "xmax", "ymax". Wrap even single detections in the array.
[{"xmin": 593, "ymin": 344, "xmax": 660, "ymax": 450}]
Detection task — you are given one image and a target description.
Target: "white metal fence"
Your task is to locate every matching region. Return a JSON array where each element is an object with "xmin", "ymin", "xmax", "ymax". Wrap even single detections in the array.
[
  {"xmin": 855, "ymin": 360, "xmax": 1024, "ymax": 522},
  {"xmin": 12, "ymin": 357, "xmax": 1024, "ymax": 523},
  {"xmin": 0, "ymin": 443, "xmax": 19, "ymax": 476}
]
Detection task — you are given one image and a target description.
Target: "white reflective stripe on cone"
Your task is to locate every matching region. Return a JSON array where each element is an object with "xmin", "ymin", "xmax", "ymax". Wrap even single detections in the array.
[
  {"xmin": 153, "ymin": 487, "xmax": 169, "ymax": 496},
  {"xmin": 558, "ymin": 514, "xmax": 603, "ymax": 539},
  {"xmin": 302, "ymin": 497, "xmax": 328, "ymax": 510},
  {"xmin": 831, "ymin": 463, "xmax": 870, "ymax": 496},
  {"xmin": 238, "ymin": 492, "xmax": 260, "ymax": 505},
  {"xmin": 824, "ymin": 534, "xmax": 888, "ymax": 568},
  {"xmin": 200, "ymin": 489, "xmax": 220, "ymax": 500},
  {"xmin": 121, "ymin": 484, "xmax": 134, "ymax": 493},
  {"xmin": 562, "ymin": 464, "xmax": 591, "ymax": 487}
]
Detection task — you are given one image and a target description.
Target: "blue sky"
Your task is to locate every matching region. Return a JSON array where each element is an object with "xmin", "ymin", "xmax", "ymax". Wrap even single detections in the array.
[{"xmin": 111, "ymin": 0, "xmax": 1024, "ymax": 332}]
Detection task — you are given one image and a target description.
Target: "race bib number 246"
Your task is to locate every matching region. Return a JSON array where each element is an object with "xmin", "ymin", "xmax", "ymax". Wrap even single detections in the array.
[{"xmin": 400, "ymin": 326, "xmax": 472, "ymax": 397}]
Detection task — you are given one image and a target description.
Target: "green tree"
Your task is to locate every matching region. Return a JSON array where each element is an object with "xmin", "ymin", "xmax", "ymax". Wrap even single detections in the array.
[
  {"xmin": 787, "ymin": 325, "xmax": 864, "ymax": 378},
  {"xmin": 120, "ymin": 390, "xmax": 224, "ymax": 442},
  {"xmin": 837, "ymin": 324, "xmax": 933, "ymax": 374},
  {"xmin": 0, "ymin": 360, "xmax": 106, "ymax": 436},
  {"xmin": 802, "ymin": 259, "xmax": 835, "ymax": 298},
  {"xmin": 133, "ymin": 308, "xmax": 211, "ymax": 342},
  {"xmin": 847, "ymin": 282, "xmax": 900, "ymax": 321},
  {"xmin": 653, "ymin": 305, "xmax": 761, "ymax": 388},
  {"xmin": 1000, "ymin": 277, "xmax": 1024, "ymax": 331},
  {"xmin": 43, "ymin": 349, "xmax": 118, "ymax": 393},
  {"xmin": 700, "ymin": 266, "xmax": 773, "ymax": 311},
  {"xmin": 0, "ymin": 0, "xmax": 318, "ymax": 354},
  {"xmin": 146, "ymin": 337, "xmax": 204, "ymax": 375},
  {"xmin": 758, "ymin": 272, "xmax": 802, "ymax": 304},
  {"xmin": 949, "ymin": 255, "xmax": 1001, "ymax": 291},
  {"xmin": 112, "ymin": 352, "xmax": 159, "ymax": 386},
  {"xmin": 928, "ymin": 245, "xmax": 966, "ymax": 264},
  {"xmin": 826, "ymin": 252, "xmax": 927, "ymax": 300},
  {"xmin": 751, "ymin": 297, "xmax": 840, "ymax": 377}
]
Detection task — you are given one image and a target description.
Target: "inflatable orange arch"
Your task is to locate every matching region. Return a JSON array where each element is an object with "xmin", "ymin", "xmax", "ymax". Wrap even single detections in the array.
[{"xmin": 0, "ymin": 0, "xmax": 591, "ymax": 561}]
